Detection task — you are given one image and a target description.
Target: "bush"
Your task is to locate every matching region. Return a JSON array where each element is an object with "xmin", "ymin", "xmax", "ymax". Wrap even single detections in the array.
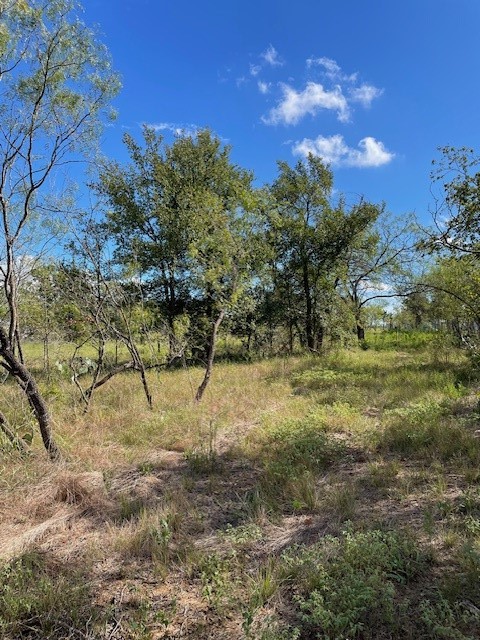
[{"xmin": 258, "ymin": 415, "xmax": 344, "ymax": 479}]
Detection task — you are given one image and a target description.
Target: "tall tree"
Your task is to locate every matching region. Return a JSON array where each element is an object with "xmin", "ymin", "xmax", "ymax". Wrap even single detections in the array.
[
  {"xmin": 98, "ymin": 129, "xmax": 257, "ymax": 398},
  {"xmin": 420, "ymin": 147, "xmax": 480, "ymax": 351},
  {"xmin": 0, "ymin": 0, "xmax": 120, "ymax": 459},
  {"xmin": 430, "ymin": 146, "xmax": 480, "ymax": 256},
  {"xmin": 268, "ymin": 155, "xmax": 378, "ymax": 351}
]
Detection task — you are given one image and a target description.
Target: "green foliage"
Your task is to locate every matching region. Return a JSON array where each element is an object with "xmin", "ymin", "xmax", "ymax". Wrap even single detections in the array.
[
  {"xmin": 184, "ymin": 448, "xmax": 222, "ymax": 475},
  {"xmin": 280, "ymin": 529, "xmax": 428, "ymax": 640},
  {"xmin": 419, "ymin": 596, "xmax": 479, "ymax": 640},
  {"xmin": 0, "ymin": 552, "xmax": 101, "ymax": 639},
  {"xmin": 249, "ymin": 414, "xmax": 345, "ymax": 511},
  {"xmin": 266, "ymin": 155, "xmax": 381, "ymax": 351},
  {"xmin": 258, "ymin": 415, "xmax": 344, "ymax": 479},
  {"xmin": 199, "ymin": 552, "xmax": 236, "ymax": 611},
  {"xmin": 430, "ymin": 146, "xmax": 480, "ymax": 255},
  {"xmin": 221, "ymin": 523, "xmax": 263, "ymax": 546},
  {"xmin": 98, "ymin": 128, "xmax": 258, "ymax": 363},
  {"xmin": 368, "ymin": 329, "xmax": 437, "ymax": 350}
]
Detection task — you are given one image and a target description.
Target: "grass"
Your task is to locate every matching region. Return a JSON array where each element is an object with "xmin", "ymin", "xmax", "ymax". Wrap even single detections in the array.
[
  {"xmin": 3, "ymin": 334, "xmax": 480, "ymax": 638},
  {"xmin": 0, "ymin": 551, "xmax": 103, "ymax": 639}
]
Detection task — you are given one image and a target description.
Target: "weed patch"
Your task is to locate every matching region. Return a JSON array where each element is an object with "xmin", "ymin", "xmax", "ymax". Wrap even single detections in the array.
[
  {"xmin": 0, "ymin": 552, "xmax": 101, "ymax": 639},
  {"xmin": 380, "ymin": 401, "xmax": 480, "ymax": 462},
  {"xmin": 248, "ymin": 415, "xmax": 345, "ymax": 511},
  {"xmin": 280, "ymin": 529, "xmax": 429, "ymax": 640}
]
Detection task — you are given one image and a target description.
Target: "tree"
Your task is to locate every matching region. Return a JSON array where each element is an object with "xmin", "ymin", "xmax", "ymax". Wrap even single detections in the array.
[
  {"xmin": 267, "ymin": 155, "xmax": 379, "ymax": 351},
  {"xmin": 97, "ymin": 128, "xmax": 192, "ymax": 363},
  {"xmin": 430, "ymin": 146, "xmax": 480, "ymax": 256},
  {"xmin": 0, "ymin": 0, "xmax": 120, "ymax": 459},
  {"xmin": 64, "ymin": 217, "xmax": 154, "ymax": 412},
  {"xmin": 420, "ymin": 147, "xmax": 480, "ymax": 351},
  {"xmin": 338, "ymin": 211, "xmax": 416, "ymax": 340},
  {"xmin": 421, "ymin": 256, "xmax": 480, "ymax": 343},
  {"xmin": 98, "ymin": 129, "xmax": 257, "ymax": 399}
]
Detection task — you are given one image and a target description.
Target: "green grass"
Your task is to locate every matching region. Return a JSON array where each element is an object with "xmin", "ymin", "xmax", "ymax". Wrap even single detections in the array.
[{"xmin": 0, "ymin": 552, "xmax": 102, "ymax": 639}]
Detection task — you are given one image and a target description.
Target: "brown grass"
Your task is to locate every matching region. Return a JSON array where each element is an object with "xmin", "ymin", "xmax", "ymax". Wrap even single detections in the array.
[{"xmin": 2, "ymin": 346, "xmax": 480, "ymax": 638}]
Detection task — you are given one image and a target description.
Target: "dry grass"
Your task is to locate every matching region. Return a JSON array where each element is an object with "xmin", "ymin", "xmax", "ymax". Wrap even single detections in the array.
[{"xmin": 2, "ymin": 342, "xmax": 480, "ymax": 638}]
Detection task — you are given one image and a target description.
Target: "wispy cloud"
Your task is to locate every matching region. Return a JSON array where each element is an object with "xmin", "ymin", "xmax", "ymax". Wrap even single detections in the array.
[
  {"xmin": 250, "ymin": 64, "xmax": 261, "ymax": 77},
  {"xmin": 262, "ymin": 57, "xmax": 382, "ymax": 126},
  {"xmin": 236, "ymin": 76, "xmax": 248, "ymax": 87},
  {"xmin": 349, "ymin": 84, "xmax": 383, "ymax": 107},
  {"xmin": 292, "ymin": 134, "xmax": 394, "ymax": 168},
  {"xmin": 258, "ymin": 80, "xmax": 271, "ymax": 94},
  {"xmin": 261, "ymin": 44, "xmax": 284, "ymax": 67},
  {"xmin": 306, "ymin": 56, "xmax": 357, "ymax": 83},
  {"xmin": 262, "ymin": 82, "xmax": 350, "ymax": 125},
  {"xmin": 144, "ymin": 121, "xmax": 200, "ymax": 137}
]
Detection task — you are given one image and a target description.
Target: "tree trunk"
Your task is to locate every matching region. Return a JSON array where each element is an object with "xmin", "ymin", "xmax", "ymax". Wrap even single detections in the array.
[
  {"xmin": 195, "ymin": 309, "xmax": 225, "ymax": 403},
  {"xmin": 316, "ymin": 324, "xmax": 324, "ymax": 350},
  {"xmin": 302, "ymin": 261, "xmax": 315, "ymax": 351},
  {"xmin": 0, "ymin": 326, "xmax": 60, "ymax": 460},
  {"xmin": 356, "ymin": 323, "xmax": 365, "ymax": 341}
]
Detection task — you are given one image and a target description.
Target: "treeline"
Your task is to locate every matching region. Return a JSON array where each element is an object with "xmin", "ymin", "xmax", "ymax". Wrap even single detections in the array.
[{"xmin": 17, "ymin": 130, "xmax": 416, "ymax": 361}]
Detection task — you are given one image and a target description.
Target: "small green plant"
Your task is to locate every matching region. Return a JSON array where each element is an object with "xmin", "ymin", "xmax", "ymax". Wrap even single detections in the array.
[
  {"xmin": 380, "ymin": 401, "xmax": 480, "ymax": 463},
  {"xmin": 137, "ymin": 461, "xmax": 154, "ymax": 475},
  {"xmin": 221, "ymin": 522, "xmax": 263, "ymax": 545},
  {"xmin": 250, "ymin": 415, "xmax": 345, "ymax": 511},
  {"xmin": 199, "ymin": 552, "xmax": 235, "ymax": 611},
  {"xmin": 288, "ymin": 470, "xmax": 320, "ymax": 511},
  {"xmin": 118, "ymin": 494, "xmax": 148, "ymax": 522},
  {"xmin": 449, "ymin": 542, "xmax": 480, "ymax": 602},
  {"xmin": 257, "ymin": 415, "xmax": 344, "ymax": 479},
  {"xmin": 419, "ymin": 596, "xmax": 478, "ymax": 640},
  {"xmin": 324, "ymin": 482, "xmax": 357, "ymax": 522},
  {"xmin": 249, "ymin": 557, "xmax": 282, "ymax": 608},
  {"xmin": 365, "ymin": 460, "xmax": 400, "ymax": 489},
  {"xmin": 184, "ymin": 448, "xmax": 222, "ymax": 475},
  {"xmin": 116, "ymin": 507, "xmax": 181, "ymax": 570}
]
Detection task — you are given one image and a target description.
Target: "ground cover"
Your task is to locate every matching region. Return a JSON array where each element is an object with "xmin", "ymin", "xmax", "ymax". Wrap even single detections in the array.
[{"xmin": 1, "ymin": 336, "xmax": 480, "ymax": 638}]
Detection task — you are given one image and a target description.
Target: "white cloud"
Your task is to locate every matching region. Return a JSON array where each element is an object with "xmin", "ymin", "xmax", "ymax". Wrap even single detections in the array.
[
  {"xmin": 258, "ymin": 80, "xmax": 271, "ymax": 94},
  {"xmin": 306, "ymin": 56, "xmax": 357, "ymax": 83},
  {"xmin": 358, "ymin": 280, "xmax": 391, "ymax": 293},
  {"xmin": 261, "ymin": 44, "xmax": 283, "ymax": 67},
  {"xmin": 292, "ymin": 134, "xmax": 394, "ymax": 168},
  {"xmin": 307, "ymin": 56, "xmax": 340, "ymax": 75},
  {"xmin": 250, "ymin": 64, "xmax": 261, "ymax": 77},
  {"xmin": 260, "ymin": 57, "xmax": 383, "ymax": 125},
  {"xmin": 262, "ymin": 82, "xmax": 350, "ymax": 125},
  {"xmin": 349, "ymin": 83, "xmax": 383, "ymax": 107},
  {"xmin": 145, "ymin": 122, "xmax": 200, "ymax": 137}
]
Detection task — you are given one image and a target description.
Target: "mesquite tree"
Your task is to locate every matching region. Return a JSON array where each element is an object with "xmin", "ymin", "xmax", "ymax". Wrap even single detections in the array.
[{"xmin": 0, "ymin": 0, "xmax": 119, "ymax": 458}]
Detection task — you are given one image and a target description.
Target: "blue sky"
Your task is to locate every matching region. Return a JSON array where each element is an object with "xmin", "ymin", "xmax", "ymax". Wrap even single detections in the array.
[{"xmin": 82, "ymin": 0, "xmax": 480, "ymax": 223}]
